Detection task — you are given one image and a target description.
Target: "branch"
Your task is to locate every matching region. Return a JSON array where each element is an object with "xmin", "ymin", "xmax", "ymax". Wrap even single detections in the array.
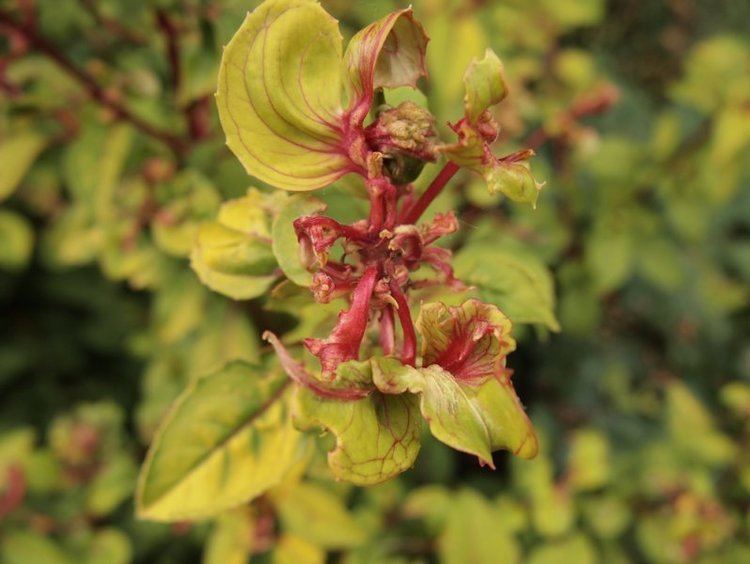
[
  {"xmin": 0, "ymin": 9, "xmax": 189, "ymax": 157},
  {"xmin": 400, "ymin": 161, "xmax": 460, "ymax": 225},
  {"xmin": 155, "ymin": 9, "xmax": 181, "ymax": 95},
  {"xmin": 78, "ymin": 0, "xmax": 147, "ymax": 45}
]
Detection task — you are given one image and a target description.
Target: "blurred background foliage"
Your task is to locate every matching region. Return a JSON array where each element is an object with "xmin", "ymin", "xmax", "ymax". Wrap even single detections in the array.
[{"xmin": 1, "ymin": 0, "xmax": 749, "ymax": 562}]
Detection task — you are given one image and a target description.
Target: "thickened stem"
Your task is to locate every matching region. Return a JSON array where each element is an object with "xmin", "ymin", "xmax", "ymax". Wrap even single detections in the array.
[{"xmin": 401, "ymin": 161, "xmax": 460, "ymax": 225}]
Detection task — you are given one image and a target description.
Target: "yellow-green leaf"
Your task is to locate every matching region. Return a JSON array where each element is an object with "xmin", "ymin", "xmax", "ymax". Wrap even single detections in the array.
[
  {"xmin": 0, "ymin": 132, "xmax": 47, "ymax": 203},
  {"xmin": 216, "ymin": 0, "xmax": 350, "ymax": 191},
  {"xmin": 203, "ymin": 508, "xmax": 254, "ymax": 564},
  {"xmin": 137, "ymin": 361, "xmax": 301, "ymax": 521},
  {"xmin": 0, "ymin": 210, "xmax": 35, "ymax": 271},
  {"xmin": 292, "ymin": 387, "xmax": 420, "ymax": 485},
  {"xmin": 453, "ymin": 243, "xmax": 560, "ymax": 331},
  {"xmin": 272, "ymin": 194, "xmax": 326, "ymax": 286},
  {"xmin": 464, "ymin": 49, "xmax": 508, "ymax": 123},
  {"xmin": 273, "ymin": 482, "xmax": 367, "ymax": 548}
]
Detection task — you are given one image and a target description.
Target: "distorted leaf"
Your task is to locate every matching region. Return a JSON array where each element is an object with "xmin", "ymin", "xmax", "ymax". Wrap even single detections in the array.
[
  {"xmin": 292, "ymin": 386, "xmax": 420, "ymax": 485},
  {"xmin": 0, "ymin": 210, "xmax": 35, "ymax": 271}
]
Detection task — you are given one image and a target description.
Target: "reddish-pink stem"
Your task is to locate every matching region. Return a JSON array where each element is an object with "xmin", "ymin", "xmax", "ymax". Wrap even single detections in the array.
[
  {"xmin": 401, "ymin": 161, "xmax": 460, "ymax": 225},
  {"xmin": 379, "ymin": 306, "xmax": 396, "ymax": 356},
  {"xmin": 390, "ymin": 280, "xmax": 417, "ymax": 366}
]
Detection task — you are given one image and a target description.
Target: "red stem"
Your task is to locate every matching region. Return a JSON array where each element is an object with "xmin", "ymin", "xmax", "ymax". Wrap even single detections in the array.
[
  {"xmin": 401, "ymin": 161, "xmax": 460, "ymax": 225},
  {"xmin": 389, "ymin": 280, "xmax": 417, "ymax": 366},
  {"xmin": 379, "ymin": 305, "xmax": 395, "ymax": 356}
]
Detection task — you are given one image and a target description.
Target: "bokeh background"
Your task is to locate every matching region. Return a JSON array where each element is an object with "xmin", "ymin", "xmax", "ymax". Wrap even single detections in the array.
[{"xmin": 1, "ymin": 0, "xmax": 749, "ymax": 562}]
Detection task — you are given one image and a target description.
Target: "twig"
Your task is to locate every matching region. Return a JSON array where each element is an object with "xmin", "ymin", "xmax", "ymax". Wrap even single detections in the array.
[
  {"xmin": 78, "ymin": 0, "xmax": 147, "ymax": 45},
  {"xmin": 155, "ymin": 9, "xmax": 181, "ymax": 95},
  {"xmin": 0, "ymin": 9, "xmax": 189, "ymax": 157},
  {"xmin": 401, "ymin": 161, "xmax": 460, "ymax": 225}
]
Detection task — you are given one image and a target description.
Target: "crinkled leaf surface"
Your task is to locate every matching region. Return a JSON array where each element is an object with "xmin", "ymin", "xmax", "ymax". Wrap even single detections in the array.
[
  {"xmin": 344, "ymin": 8, "xmax": 428, "ymax": 112},
  {"xmin": 292, "ymin": 386, "xmax": 420, "ymax": 485},
  {"xmin": 0, "ymin": 132, "xmax": 47, "ymax": 202},
  {"xmin": 137, "ymin": 361, "xmax": 301, "ymax": 521},
  {"xmin": 416, "ymin": 299, "xmax": 516, "ymax": 384},
  {"xmin": 463, "ymin": 48, "xmax": 508, "ymax": 123},
  {"xmin": 454, "ymin": 244, "xmax": 560, "ymax": 331},
  {"xmin": 272, "ymin": 194, "xmax": 326, "ymax": 286},
  {"xmin": 216, "ymin": 0, "xmax": 350, "ymax": 190},
  {"xmin": 372, "ymin": 357, "xmax": 494, "ymax": 466}
]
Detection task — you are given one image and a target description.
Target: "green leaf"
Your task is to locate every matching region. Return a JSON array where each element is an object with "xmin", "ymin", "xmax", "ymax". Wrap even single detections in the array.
[
  {"xmin": 292, "ymin": 386, "xmax": 420, "ymax": 485},
  {"xmin": 0, "ymin": 210, "xmax": 35, "ymax": 271},
  {"xmin": 528, "ymin": 533, "xmax": 597, "ymax": 564},
  {"xmin": 438, "ymin": 489, "xmax": 520, "ymax": 564},
  {"xmin": 274, "ymin": 482, "xmax": 367, "ymax": 548},
  {"xmin": 1, "ymin": 530, "xmax": 71, "ymax": 564},
  {"xmin": 137, "ymin": 361, "xmax": 302, "ymax": 521},
  {"xmin": 84, "ymin": 529, "xmax": 132, "ymax": 564},
  {"xmin": 216, "ymin": 0, "xmax": 350, "ymax": 191},
  {"xmin": 272, "ymin": 194, "xmax": 326, "ymax": 286},
  {"xmin": 567, "ymin": 429, "xmax": 611, "ymax": 492},
  {"xmin": 0, "ymin": 132, "xmax": 47, "ymax": 202},
  {"xmin": 463, "ymin": 49, "xmax": 508, "ymax": 123},
  {"xmin": 204, "ymin": 508, "xmax": 254, "ymax": 564},
  {"xmin": 343, "ymin": 8, "xmax": 429, "ymax": 103},
  {"xmin": 453, "ymin": 243, "xmax": 560, "ymax": 331},
  {"xmin": 86, "ymin": 453, "xmax": 137, "ymax": 517}
]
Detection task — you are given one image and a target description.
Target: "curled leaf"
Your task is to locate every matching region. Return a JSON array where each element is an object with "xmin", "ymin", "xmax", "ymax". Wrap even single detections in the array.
[
  {"xmin": 216, "ymin": 0, "xmax": 351, "ymax": 190},
  {"xmin": 344, "ymin": 8, "xmax": 429, "ymax": 121},
  {"xmin": 440, "ymin": 49, "xmax": 544, "ymax": 207},
  {"xmin": 464, "ymin": 48, "xmax": 508, "ymax": 124},
  {"xmin": 416, "ymin": 299, "xmax": 516, "ymax": 385},
  {"xmin": 292, "ymin": 385, "xmax": 421, "ymax": 485},
  {"xmin": 372, "ymin": 358, "xmax": 494, "ymax": 466}
]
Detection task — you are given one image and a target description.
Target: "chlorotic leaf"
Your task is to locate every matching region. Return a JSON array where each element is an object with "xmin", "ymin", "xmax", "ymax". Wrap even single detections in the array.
[
  {"xmin": 464, "ymin": 49, "xmax": 508, "ymax": 123},
  {"xmin": 292, "ymin": 386, "xmax": 420, "ymax": 485},
  {"xmin": 453, "ymin": 244, "xmax": 560, "ymax": 331},
  {"xmin": 216, "ymin": 0, "xmax": 351, "ymax": 191},
  {"xmin": 0, "ymin": 132, "xmax": 47, "ymax": 203},
  {"xmin": 136, "ymin": 361, "xmax": 301, "ymax": 521},
  {"xmin": 344, "ymin": 8, "xmax": 429, "ymax": 119},
  {"xmin": 372, "ymin": 358, "xmax": 494, "ymax": 466},
  {"xmin": 272, "ymin": 194, "xmax": 326, "ymax": 286}
]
